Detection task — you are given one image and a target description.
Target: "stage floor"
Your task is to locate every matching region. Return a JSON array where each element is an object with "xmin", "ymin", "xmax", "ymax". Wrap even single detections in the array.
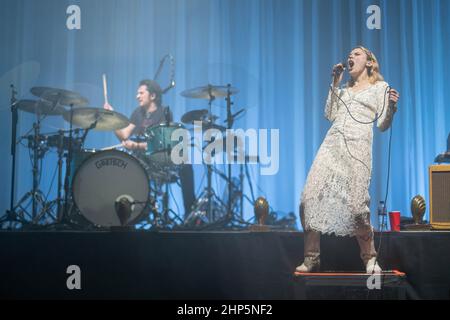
[{"xmin": 1, "ymin": 230, "xmax": 449, "ymax": 299}]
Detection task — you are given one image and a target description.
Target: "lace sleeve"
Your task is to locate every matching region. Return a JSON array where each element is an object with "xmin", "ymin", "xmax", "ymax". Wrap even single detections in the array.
[
  {"xmin": 376, "ymin": 82, "xmax": 397, "ymax": 132},
  {"xmin": 325, "ymin": 86, "xmax": 341, "ymax": 122}
]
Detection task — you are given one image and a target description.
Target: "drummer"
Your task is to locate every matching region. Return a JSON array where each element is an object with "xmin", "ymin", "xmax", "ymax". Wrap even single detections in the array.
[{"xmin": 103, "ymin": 79, "xmax": 196, "ymax": 217}]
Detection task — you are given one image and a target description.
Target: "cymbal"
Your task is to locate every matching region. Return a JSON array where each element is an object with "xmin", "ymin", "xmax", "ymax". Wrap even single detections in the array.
[
  {"xmin": 181, "ymin": 109, "xmax": 208, "ymax": 124},
  {"xmin": 30, "ymin": 87, "xmax": 89, "ymax": 106},
  {"xmin": 16, "ymin": 99, "xmax": 66, "ymax": 116},
  {"xmin": 180, "ymin": 85, "xmax": 239, "ymax": 99},
  {"xmin": 63, "ymin": 107, "xmax": 130, "ymax": 131}
]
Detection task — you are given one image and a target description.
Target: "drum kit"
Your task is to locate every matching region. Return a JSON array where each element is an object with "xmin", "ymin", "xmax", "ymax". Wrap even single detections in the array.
[{"xmin": 1, "ymin": 83, "xmax": 255, "ymax": 230}]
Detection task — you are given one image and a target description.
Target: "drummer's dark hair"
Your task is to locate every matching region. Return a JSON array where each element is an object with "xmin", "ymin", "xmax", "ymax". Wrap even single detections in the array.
[{"xmin": 139, "ymin": 79, "xmax": 162, "ymax": 106}]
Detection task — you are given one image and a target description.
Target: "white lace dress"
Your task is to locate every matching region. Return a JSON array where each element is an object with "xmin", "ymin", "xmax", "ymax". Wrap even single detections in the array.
[{"xmin": 300, "ymin": 81, "xmax": 396, "ymax": 236}]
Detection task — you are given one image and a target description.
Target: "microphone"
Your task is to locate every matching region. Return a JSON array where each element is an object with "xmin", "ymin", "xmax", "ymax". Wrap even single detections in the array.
[
  {"xmin": 164, "ymin": 106, "xmax": 172, "ymax": 124},
  {"xmin": 10, "ymin": 84, "xmax": 18, "ymax": 95},
  {"xmin": 333, "ymin": 62, "xmax": 347, "ymax": 77},
  {"xmin": 162, "ymin": 80, "xmax": 175, "ymax": 94},
  {"xmin": 115, "ymin": 195, "xmax": 135, "ymax": 226}
]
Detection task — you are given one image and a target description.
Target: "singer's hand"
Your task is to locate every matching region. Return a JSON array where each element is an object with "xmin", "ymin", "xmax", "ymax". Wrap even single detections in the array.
[
  {"xmin": 331, "ymin": 63, "xmax": 345, "ymax": 87},
  {"xmin": 388, "ymin": 88, "xmax": 400, "ymax": 112},
  {"xmin": 103, "ymin": 102, "xmax": 114, "ymax": 111}
]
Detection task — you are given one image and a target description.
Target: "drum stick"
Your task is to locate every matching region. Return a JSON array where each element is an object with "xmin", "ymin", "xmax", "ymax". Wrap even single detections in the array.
[
  {"xmin": 100, "ymin": 143, "xmax": 122, "ymax": 151},
  {"xmin": 102, "ymin": 73, "xmax": 109, "ymax": 105}
]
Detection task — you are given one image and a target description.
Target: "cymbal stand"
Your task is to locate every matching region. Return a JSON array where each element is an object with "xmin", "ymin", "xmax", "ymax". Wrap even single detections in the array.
[
  {"xmin": 224, "ymin": 85, "xmax": 248, "ymax": 228},
  {"xmin": 0, "ymin": 85, "xmax": 30, "ymax": 228},
  {"xmin": 206, "ymin": 85, "xmax": 250, "ymax": 230},
  {"xmin": 185, "ymin": 87, "xmax": 227, "ymax": 226},
  {"xmin": 29, "ymin": 98, "xmax": 67, "ymax": 225},
  {"xmin": 6, "ymin": 106, "xmax": 53, "ymax": 227}
]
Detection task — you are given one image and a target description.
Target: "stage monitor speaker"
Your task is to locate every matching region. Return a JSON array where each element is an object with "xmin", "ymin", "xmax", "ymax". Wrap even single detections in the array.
[{"xmin": 429, "ymin": 165, "xmax": 450, "ymax": 229}]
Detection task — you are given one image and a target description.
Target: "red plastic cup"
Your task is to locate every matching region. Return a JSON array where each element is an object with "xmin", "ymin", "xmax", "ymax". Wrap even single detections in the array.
[{"xmin": 389, "ymin": 211, "xmax": 401, "ymax": 231}]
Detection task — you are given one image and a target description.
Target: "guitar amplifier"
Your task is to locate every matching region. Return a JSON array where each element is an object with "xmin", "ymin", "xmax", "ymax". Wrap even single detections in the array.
[{"xmin": 429, "ymin": 165, "xmax": 450, "ymax": 229}]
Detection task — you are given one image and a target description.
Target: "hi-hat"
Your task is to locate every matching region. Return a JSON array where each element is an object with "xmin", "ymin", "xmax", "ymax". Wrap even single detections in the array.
[
  {"xmin": 180, "ymin": 85, "xmax": 239, "ymax": 99},
  {"xmin": 16, "ymin": 99, "xmax": 65, "ymax": 116},
  {"xmin": 63, "ymin": 107, "xmax": 130, "ymax": 131},
  {"xmin": 31, "ymin": 87, "xmax": 89, "ymax": 106}
]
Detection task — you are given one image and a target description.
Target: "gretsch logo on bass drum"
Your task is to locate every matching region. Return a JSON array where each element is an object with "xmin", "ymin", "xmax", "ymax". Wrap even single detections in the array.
[{"xmin": 95, "ymin": 158, "xmax": 128, "ymax": 170}]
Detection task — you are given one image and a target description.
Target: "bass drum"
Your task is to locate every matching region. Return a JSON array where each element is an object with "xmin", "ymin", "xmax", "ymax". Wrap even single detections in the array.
[{"xmin": 72, "ymin": 149, "xmax": 150, "ymax": 227}]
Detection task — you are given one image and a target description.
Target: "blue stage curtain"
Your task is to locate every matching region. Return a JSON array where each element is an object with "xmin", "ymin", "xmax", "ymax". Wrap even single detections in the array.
[{"xmin": 1, "ymin": 0, "xmax": 449, "ymax": 228}]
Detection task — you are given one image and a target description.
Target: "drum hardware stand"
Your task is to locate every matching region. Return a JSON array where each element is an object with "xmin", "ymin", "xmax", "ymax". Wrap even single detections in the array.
[
  {"xmin": 205, "ymin": 86, "xmax": 224, "ymax": 222},
  {"xmin": 28, "ymin": 99, "xmax": 71, "ymax": 226},
  {"xmin": 56, "ymin": 113, "xmax": 97, "ymax": 227},
  {"xmin": 231, "ymin": 160, "xmax": 258, "ymax": 224},
  {"xmin": 151, "ymin": 143, "xmax": 184, "ymax": 229},
  {"xmin": 0, "ymin": 85, "xmax": 32, "ymax": 228},
  {"xmin": 2, "ymin": 98, "xmax": 56, "ymax": 228},
  {"xmin": 190, "ymin": 87, "xmax": 228, "ymax": 224},
  {"xmin": 149, "ymin": 184, "xmax": 163, "ymax": 229},
  {"xmin": 148, "ymin": 182, "xmax": 175, "ymax": 230},
  {"xmin": 210, "ymin": 85, "xmax": 249, "ymax": 230},
  {"xmin": 54, "ymin": 129, "xmax": 66, "ymax": 221},
  {"xmin": 161, "ymin": 183, "xmax": 184, "ymax": 228},
  {"xmin": 61, "ymin": 101, "xmax": 79, "ymax": 226}
]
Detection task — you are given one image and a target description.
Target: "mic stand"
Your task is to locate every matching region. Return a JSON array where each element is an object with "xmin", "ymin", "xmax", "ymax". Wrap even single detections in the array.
[
  {"xmin": 80, "ymin": 118, "xmax": 98, "ymax": 146},
  {"xmin": 153, "ymin": 54, "xmax": 168, "ymax": 81}
]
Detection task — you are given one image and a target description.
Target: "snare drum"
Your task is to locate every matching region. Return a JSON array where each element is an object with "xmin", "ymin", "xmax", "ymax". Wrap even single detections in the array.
[
  {"xmin": 72, "ymin": 149, "xmax": 150, "ymax": 227},
  {"xmin": 144, "ymin": 122, "xmax": 184, "ymax": 166}
]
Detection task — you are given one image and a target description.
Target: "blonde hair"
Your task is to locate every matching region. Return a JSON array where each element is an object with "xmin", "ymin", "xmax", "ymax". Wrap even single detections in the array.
[{"xmin": 348, "ymin": 46, "xmax": 384, "ymax": 86}]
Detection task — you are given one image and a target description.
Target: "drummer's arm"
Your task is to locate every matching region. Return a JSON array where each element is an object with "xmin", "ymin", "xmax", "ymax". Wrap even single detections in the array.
[
  {"xmin": 122, "ymin": 139, "xmax": 147, "ymax": 151},
  {"xmin": 117, "ymin": 124, "xmax": 148, "ymax": 150},
  {"xmin": 114, "ymin": 123, "xmax": 135, "ymax": 141},
  {"xmin": 103, "ymin": 102, "xmax": 134, "ymax": 141}
]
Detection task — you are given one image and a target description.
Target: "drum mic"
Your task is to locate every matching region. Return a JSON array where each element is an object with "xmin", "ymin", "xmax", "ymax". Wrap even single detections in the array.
[
  {"xmin": 164, "ymin": 106, "xmax": 172, "ymax": 124},
  {"xmin": 115, "ymin": 195, "xmax": 135, "ymax": 226}
]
